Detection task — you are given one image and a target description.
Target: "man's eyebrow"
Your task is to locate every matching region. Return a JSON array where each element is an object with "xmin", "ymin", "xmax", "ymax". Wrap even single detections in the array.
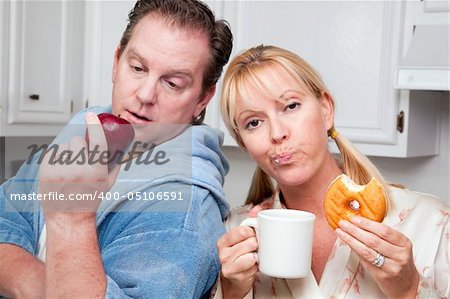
[
  {"xmin": 165, "ymin": 69, "xmax": 193, "ymax": 79},
  {"xmin": 127, "ymin": 47, "xmax": 193, "ymax": 79},
  {"xmin": 127, "ymin": 48, "xmax": 147, "ymax": 64}
]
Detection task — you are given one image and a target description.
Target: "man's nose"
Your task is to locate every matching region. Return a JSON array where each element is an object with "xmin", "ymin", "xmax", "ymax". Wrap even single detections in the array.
[{"xmin": 136, "ymin": 76, "xmax": 157, "ymax": 104}]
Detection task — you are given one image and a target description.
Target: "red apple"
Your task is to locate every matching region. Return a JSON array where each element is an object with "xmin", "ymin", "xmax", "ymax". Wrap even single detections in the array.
[{"xmin": 85, "ymin": 113, "xmax": 135, "ymax": 170}]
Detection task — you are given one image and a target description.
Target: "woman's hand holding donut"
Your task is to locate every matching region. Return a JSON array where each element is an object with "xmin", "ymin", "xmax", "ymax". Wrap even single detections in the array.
[
  {"xmin": 217, "ymin": 226, "xmax": 259, "ymax": 298},
  {"xmin": 336, "ymin": 216, "xmax": 420, "ymax": 299}
]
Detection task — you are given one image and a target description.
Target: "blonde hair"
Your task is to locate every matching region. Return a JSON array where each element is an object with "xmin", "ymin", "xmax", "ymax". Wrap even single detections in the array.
[{"xmin": 220, "ymin": 45, "xmax": 392, "ymax": 209}]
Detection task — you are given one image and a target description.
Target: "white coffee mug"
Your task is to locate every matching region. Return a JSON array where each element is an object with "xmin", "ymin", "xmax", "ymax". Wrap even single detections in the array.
[{"xmin": 240, "ymin": 209, "xmax": 315, "ymax": 279}]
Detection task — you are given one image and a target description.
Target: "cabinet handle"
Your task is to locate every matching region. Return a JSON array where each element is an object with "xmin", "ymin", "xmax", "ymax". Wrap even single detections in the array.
[
  {"xmin": 397, "ymin": 111, "xmax": 404, "ymax": 133},
  {"xmin": 29, "ymin": 94, "xmax": 40, "ymax": 100}
]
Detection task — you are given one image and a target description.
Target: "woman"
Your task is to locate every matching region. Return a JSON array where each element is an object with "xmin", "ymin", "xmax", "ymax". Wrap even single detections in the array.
[{"xmin": 214, "ymin": 45, "xmax": 449, "ymax": 298}]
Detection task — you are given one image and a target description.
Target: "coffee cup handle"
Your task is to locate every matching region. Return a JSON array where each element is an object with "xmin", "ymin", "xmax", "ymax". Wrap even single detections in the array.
[{"xmin": 240, "ymin": 218, "xmax": 259, "ymax": 263}]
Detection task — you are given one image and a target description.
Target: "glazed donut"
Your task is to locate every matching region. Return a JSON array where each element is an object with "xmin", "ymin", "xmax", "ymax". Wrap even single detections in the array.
[{"xmin": 324, "ymin": 174, "xmax": 387, "ymax": 230}]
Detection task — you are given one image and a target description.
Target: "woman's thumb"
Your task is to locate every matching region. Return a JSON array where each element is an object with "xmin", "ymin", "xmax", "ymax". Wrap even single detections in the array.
[
  {"xmin": 247, "ymin": 199, "xmax": 274, "ymax": 217},
  {"xmin": 247, "ymin": 205, "xmax": 263, "ymax": 218}
]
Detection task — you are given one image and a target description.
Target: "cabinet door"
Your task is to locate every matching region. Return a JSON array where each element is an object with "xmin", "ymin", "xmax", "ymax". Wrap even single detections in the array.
[
  {"xmin": 6, "ymin": 1, "xmax": 84, "ymax": 124},
  {"xmin": 84, "ymin": 1, "xmax": 135, "ymax": 107},
  {"xmin": 218, "ymin": 1, "xmax": 402, "ymax": 148}
]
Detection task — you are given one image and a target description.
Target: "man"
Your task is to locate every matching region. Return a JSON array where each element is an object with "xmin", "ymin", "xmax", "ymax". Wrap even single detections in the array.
[{"xmin": 0, "ymin": 0, "xmax": 233, "ymax": 297}]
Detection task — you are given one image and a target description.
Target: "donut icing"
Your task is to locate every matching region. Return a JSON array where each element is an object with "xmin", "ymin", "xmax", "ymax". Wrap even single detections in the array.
[{"xmin": 324, "ymin": 174, "xmax": 387, "ymax": 230}]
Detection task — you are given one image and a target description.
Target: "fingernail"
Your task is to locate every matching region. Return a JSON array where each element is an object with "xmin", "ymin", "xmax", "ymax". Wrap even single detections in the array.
[
  {"xmin": 335, "ymin": 228, "xmax": 344, "ymax": 237},
  {"xmin": 338, "ymin": 220, "xmax": 350, "ymax": 229},
  {"xmin": 86, "ymin": 112, "xmax": 96, "ymax": 120},
  {"xmin": 350, "ymin": 216, "xmax": 361, "ymax": 224}
]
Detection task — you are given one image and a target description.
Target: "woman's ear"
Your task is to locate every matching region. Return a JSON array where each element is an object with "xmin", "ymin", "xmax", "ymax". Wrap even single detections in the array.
[{"xmin": 320, "ymin": 92, "xmax": 335, "ymax": 131}]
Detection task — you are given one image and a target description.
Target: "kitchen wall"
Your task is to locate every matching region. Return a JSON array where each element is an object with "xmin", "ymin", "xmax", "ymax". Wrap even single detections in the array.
[{"xmin": 222, "ymin": 96, "xmax": 449, "ymax": 208}]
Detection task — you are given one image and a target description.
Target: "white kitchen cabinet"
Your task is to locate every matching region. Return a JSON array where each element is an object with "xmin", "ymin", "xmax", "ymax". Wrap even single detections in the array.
[
  {"xmin": 397, "ymin": 0, "xmax": 450, "ymax": 90},
  {"xmin": 203, "ymin": 1, "xmax": 443, "ymax": 158},
  {"xmin": 0, "ymin": 0, "xmax": 85, "ymax": 136},
  {"xmin": 83, "ymin": 1, "xmax": 135, "ymax": 108}
]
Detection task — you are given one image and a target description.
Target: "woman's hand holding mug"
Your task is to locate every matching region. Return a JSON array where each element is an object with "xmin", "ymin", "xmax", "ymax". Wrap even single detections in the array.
[
  {"xmin": 217, "ymin": 205, "xmax": 263, "ymax": 298},
  {"xmin": 217, "ymin": 204, "xmax": 316, "ymax": 298},
  {"xmin": 217, "ymin": 225, "xmax": 259, "ymax": 298}
]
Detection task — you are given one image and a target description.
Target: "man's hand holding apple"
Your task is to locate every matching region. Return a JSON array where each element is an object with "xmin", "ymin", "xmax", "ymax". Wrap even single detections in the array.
[{"xmin": 38, "ymin": 112, "xmax": 132, "ymax": 221}]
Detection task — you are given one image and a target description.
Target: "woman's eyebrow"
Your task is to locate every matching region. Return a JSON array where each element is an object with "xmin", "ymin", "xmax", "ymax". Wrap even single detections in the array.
[
  {"xmin": 278, "ymin": 89, "xmax": 306, "ymax": 100},
  {"xmin": 237, "ymin": 108, "xmax": 258, "ymax": 119}
]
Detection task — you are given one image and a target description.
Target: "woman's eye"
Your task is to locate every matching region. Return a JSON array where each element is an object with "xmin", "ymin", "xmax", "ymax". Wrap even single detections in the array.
[
  {"xmin": 245, "ymin": 119, "xmax": 261, "ymax": 129},
  {"xmin": 285, "ymin": 102, "xmax": 299, "ymax": 111}
]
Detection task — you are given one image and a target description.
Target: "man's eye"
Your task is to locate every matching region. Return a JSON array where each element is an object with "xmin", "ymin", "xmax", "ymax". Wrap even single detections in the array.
[
  {"xmin": 167, "ymin": 81, "xmax": 178, "ymax": 88},
  {"xmin": 132, "ymin": 66, "xmax": 144, "ymax": 72}
]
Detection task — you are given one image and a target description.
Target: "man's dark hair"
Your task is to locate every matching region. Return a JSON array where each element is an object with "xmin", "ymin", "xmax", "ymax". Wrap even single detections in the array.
[{"xmin": 118, "ymin": 0, "xmax": 233, "ymax": 124}]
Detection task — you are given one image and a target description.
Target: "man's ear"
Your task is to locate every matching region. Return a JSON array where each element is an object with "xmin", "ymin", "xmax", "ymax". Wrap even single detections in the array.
[
  {"xmin": 194, "ymin": 85, "xmax": 216, "ymax": 118},
  {"xmin": 320, "ymin": 92, "xmax": 335, "ymax": 131},
  {"xmin": 112, "ymin": 46, "xmax": 121, "ymax": 83}
]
